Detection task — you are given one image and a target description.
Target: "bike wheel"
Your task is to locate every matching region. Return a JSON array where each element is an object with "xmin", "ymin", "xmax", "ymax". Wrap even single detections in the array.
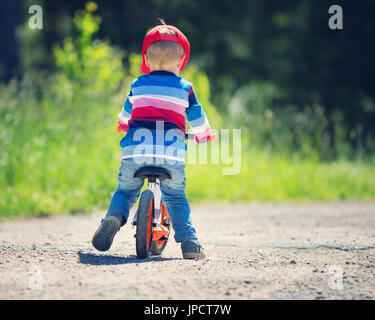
[
  {"xmin": 150, "ymin": 202, "xmax": 170, "ymax": 255},
  {"xmin": 135, "ymin": 190, "xmax": 154, "ymax": 259}
]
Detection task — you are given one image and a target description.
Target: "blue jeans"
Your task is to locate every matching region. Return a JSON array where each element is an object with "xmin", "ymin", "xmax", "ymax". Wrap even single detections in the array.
[{"xmin": 106, "ymin": 157, "xmax": 197, "ymax": 243}]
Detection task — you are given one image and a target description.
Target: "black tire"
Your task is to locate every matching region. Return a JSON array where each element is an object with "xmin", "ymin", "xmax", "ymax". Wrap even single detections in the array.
[
  {"xmin": 135, "ymin": 190, "xmax": 154, "ymax": 259},
  {"xmin": 150, "ymin": 215, "xmax": 170, "ymax": 255}
]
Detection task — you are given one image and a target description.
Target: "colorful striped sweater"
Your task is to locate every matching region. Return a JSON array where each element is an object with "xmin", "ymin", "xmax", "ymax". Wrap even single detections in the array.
[{"xmin": 118, "ymin": 71, "xmax": 212, "ymax": 163}]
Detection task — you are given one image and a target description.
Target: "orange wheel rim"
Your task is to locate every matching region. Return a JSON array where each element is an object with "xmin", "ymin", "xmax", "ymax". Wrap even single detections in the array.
[
  {"xmin": 155, "ymin": 241, "xmax": 165, "ymax": 248},
  {"xmin": 156, "ymin": 230, "xmax": 166, "ymax": 248}
]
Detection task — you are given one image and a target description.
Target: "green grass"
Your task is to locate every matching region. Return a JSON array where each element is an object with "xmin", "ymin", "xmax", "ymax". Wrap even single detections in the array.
[
  {"xmin": 2, "ymin": 146, "xmax": 375, "ymax": 221},
  {"xmin": 186, "ymin": 148, "xmax": 375, "ymax": 203},
  {"xmin": 2, "ymin": 79, "xmax": 375, "ymax": 221},
  {"xmin": 1, "ymin": 78, "xmax": 375, "ymax": 220},
  {"xmin": 1, "ymin": 111, "xmax": 375, "ymax": 220}
]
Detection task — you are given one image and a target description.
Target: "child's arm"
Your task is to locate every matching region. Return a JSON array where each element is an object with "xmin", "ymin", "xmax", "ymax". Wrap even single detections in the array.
[
  {"xmin": 185, "ymin": 86, "xmax": 214, "ymax": 143},
  {"xmin": 117, "ymin": 90, "xmax": 133, "ymax": 134}
]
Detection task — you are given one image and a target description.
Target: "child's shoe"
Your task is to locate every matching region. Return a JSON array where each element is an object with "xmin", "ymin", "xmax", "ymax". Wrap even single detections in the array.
[
  {"xmin": 181, "ymin": 240, "xmax": 206, "ymax": 259},
  {"xmin": 92, "ymin": 215, "xmax": 122, "ymax": 251}
]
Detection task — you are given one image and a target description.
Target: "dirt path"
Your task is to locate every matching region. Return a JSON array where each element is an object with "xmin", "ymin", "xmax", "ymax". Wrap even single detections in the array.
[{"xmin": 0, "ymin": 202, "xmax": 374, "ymax": 300}]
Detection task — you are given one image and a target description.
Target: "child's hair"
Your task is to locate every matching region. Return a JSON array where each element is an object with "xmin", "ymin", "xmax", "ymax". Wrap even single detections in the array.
[{"xmin": 145, "ymin": 19, "xmax": 185, "ymax": 69}]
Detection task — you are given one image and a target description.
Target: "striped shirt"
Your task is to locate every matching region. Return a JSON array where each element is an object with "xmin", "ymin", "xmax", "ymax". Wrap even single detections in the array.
[{"xmin": 118, "ymin": 71, "xmax": 212, "ymax": 163}]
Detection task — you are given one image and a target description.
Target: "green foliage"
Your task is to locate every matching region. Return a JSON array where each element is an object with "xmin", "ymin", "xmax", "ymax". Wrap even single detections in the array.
[
  {"xmin": 7, "ymin": 0, "xmax": 375, "ymax": 156},
  {"xmin": 0, "ymin": 2, "xmax": 125, "ymax": 218},
  {"xmin": 228, "ymin": 82, "xmax": 332, "ymax": 160},
  {"xmin": 52, "ymin": 2, "xmax": 124, "ymax": 94},
  {"xmin": 1, "ymin": 2, "xmax": 375, "ymax": 220}
]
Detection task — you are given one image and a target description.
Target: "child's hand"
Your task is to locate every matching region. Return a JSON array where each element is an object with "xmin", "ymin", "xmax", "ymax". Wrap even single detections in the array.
[
  {"xmin": 117, "ymin": 124, "xmax": 127, "ymax": 134},
  {"xmin": 210, "ymin": 132, "xmax": 218, "ymax": 144}
]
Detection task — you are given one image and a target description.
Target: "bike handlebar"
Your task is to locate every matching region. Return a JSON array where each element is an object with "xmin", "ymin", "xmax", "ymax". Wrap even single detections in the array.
[{"xmin": 185, "ymin": 132, "xmax": 217, "ymax": 143}]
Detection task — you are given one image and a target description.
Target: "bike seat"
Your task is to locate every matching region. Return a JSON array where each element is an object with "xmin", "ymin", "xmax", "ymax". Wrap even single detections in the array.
[{"xmin": 133, "ymin": 166, "xmax": 171, "ymax": 180}]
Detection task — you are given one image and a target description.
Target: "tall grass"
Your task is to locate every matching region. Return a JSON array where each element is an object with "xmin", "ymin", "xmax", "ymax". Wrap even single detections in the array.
[
  {"xmin": 0, "ymin": 76, "xmax": 120, "ymax": 218},
  {"xmin": 186, "ymin": 146, "xmax": 375, "ymax": 203}
]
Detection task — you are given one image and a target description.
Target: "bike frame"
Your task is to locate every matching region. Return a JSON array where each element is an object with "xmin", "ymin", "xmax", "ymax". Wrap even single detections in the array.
[
  {"xmin": 132, "ymin": 177, "xmax": 163, "ymax": 227},
  {"xmin": 148, "ymin": 178, "xmax": 163, "ymax": 226}
]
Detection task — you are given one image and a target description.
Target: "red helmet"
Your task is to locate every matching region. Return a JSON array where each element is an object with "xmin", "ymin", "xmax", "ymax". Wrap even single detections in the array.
[{"xmin": 141, "ymin": 25, "xmax": 190, "ymax": 74}]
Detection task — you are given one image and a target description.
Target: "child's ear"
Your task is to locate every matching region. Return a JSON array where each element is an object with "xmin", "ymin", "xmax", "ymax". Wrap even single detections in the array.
[
  {"xmin": 177, "ymin": 54, "xmax": 185, "ymax": 68},
  {"xmin": 144, "ymin": 55, "xmax": 150, "ymax": 68}
]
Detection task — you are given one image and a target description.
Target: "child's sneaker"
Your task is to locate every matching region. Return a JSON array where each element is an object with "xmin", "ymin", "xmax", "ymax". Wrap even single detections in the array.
[
  {"xmin": 181, "ymin": 240, "xmax": 206, "ymax": 259},
  {"xmin": 92, "ymin": 215, "xmax": 121, "ymax": 251}
]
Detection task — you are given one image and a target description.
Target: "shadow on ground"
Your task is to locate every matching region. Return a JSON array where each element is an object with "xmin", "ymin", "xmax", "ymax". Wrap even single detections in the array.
[{"xmin": 78, "ymin": 251, "xmax": 177, "ymax": 265}]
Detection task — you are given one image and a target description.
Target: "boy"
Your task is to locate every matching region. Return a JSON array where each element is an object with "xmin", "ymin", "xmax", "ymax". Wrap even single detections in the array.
[{"xmin": 92, "ymin": 22, "xmax": 215, "ymax": 259}]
